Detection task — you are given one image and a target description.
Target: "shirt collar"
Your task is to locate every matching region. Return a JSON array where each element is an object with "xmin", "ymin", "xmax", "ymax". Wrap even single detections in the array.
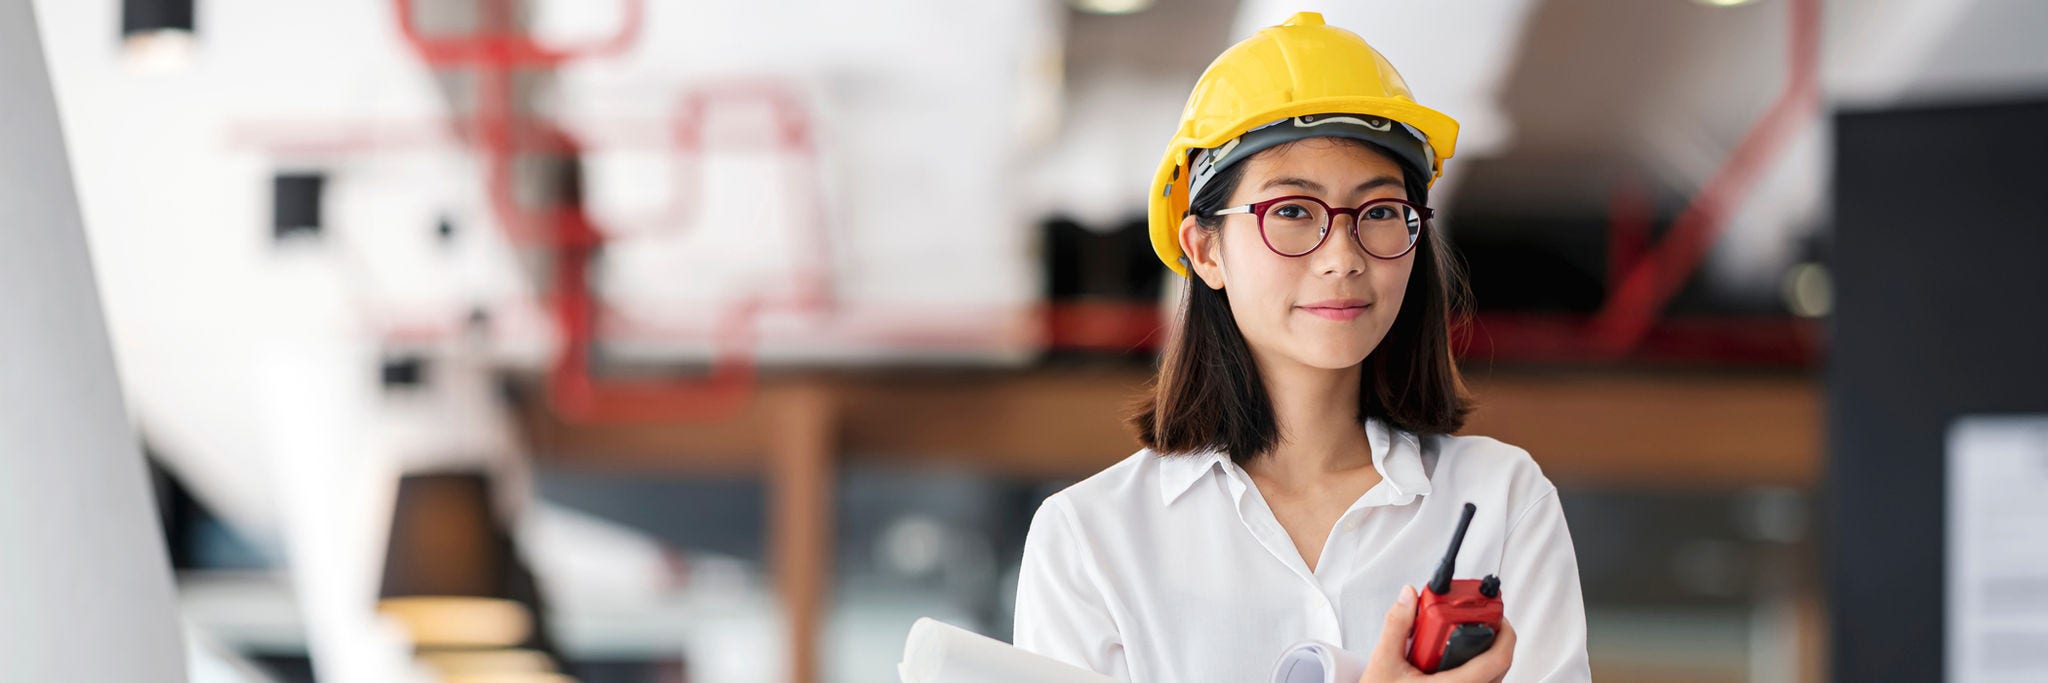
[
  {"xmin": 1156, "ymin": 415, "xmax": 1433, "ymax": 506},
  {"xmin": 1156, "ymin": 446, "xmax": 1230, "ymax": 506}
]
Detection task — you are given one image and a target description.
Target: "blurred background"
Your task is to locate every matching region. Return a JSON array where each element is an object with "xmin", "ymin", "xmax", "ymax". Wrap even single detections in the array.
[{"xmin": 4, "ymin": 0, "xmax": 2047, "ymax": 681}]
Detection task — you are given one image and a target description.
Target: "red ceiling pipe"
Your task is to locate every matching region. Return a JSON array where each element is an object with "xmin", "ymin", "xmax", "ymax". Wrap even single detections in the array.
[
  {"xmin": 1588, "ymin": 0, "xmax": 1820, "ymax": 355},
  {"xmin": 392, "ymin": 0, "xmax": 640, "ymax": 67},
  {"xmin": 397, "ymin": 0, "xmax": 765, "ymax": 422},
  {"xmin": 1606, "ymin": 176, "xmax": 1652, "ymax": 294}
]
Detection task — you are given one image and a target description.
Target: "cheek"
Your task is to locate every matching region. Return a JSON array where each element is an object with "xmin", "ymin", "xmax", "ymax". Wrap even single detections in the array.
[
  {"xmin": 1219, "ymin": 242, "xmax": 1295, "ymax": 308},
  {"xmin": 1216, "ymin": 244, "xmax": 1297, "ymax": 340},
  {"xmin": 1377, "ymin": 259, "xmax": 1416, "ymax": 312}
]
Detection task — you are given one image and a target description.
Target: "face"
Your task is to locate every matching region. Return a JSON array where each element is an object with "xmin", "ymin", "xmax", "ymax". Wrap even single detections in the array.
[{"xmin": 1179, "ymin": 138, "xmax": 1417, "ymax": 372}]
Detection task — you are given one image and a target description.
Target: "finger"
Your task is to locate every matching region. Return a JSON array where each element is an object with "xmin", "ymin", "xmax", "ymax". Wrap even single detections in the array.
[
  {"xmin": 1488, "ymin": 617, "xmax": 1517, "ymax": 683},
  {"xmin": 1366, "ymin": 585, "xmax": 1421, "ymax": 677}
]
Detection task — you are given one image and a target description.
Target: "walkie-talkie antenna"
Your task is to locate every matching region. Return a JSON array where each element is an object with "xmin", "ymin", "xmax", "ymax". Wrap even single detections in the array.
[{"xmin": 1429, "ymin": 503, "xmax": 1478, "ymax": 595}]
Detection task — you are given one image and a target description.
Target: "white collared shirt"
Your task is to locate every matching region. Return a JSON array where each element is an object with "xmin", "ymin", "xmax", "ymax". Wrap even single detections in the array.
[{"xmin": 1013, "ymin": 416, "xmax": 1592, "ymax": 682}]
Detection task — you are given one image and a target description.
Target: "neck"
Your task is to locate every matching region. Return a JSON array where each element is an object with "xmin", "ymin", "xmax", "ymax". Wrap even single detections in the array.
[{"xmin": 1245, "ymin": 353, "xmax": 1374, "ymax": 489}]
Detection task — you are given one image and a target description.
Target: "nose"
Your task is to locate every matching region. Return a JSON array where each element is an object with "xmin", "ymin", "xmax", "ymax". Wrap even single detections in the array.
[{"xmin": 1310, "ymin": 211, "xmax": 1368, "ymax": 276}]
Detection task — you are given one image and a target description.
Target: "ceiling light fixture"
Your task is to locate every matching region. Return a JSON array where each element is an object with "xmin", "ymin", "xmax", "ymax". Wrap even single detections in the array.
[
  {"xmin": 1069, "ymin": 0, "xmax": 1155, "ymax": 15},
  {"xmin": 121, "ymin": 0, "xmax": 196, "ymax": 73}
]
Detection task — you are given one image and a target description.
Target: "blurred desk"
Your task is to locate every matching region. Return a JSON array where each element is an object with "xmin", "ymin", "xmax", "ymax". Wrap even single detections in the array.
[{"xmin": 514, "ymin": 366, "xmax": 1821, "ymax": 682}]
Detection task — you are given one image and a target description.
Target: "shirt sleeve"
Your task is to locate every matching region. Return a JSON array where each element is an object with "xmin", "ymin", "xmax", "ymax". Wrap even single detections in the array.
[
  {"xmin": 1012, "ymin": 494, "xmax": 1131, "ymax": 680},
  {"xmin": 1499, "ymin": 486, "xmax": 1594, "ymax": 683}
]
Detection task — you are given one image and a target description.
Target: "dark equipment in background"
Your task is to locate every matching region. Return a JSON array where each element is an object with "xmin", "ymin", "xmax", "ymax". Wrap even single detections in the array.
[
  {"xmin": 379, "ymin": 471, "xmax": 567, "ymax": 681},
  {"xmin": 1827, "ymin": 97, "xmax": 2048, "ymax": 683},
  {"xmin": 1041, "ymin": 215, "xmax": 1166, "ymax": 357},
  {"xmin": 380, "ymin": 354, "xmax": 429, "ymax": 390},
  {"xmin": 1043, "ymin": 215, "xmax": 1161, "ymax": 303}
]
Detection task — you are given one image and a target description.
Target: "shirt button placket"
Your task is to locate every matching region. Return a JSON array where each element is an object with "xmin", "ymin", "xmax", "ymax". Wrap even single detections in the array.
[{"xmin": 1308, "ymin": 591, "xmax": 1342, "ymax": 642}]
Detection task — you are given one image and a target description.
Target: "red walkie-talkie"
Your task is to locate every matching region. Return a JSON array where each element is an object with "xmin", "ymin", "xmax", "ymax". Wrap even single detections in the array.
[{"xmin": 1405, "ymin": 502, "xmax": 1503, "ymax": 673}]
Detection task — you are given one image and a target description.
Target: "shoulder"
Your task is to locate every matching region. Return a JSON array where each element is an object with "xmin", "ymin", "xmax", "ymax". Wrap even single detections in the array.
[
  {"xmin": 1034, "ymin": 448, "xmax": 1162, "ymax": 522},
  {"xmin": 1423, "ymin": 432, "xmax": 1559, "ymax": 521},
  {"xmin": 1023, "ymin": 447, "xmax": 1189, "ymax": 551},
  {"xmin": 1427, "ymin": 432, "xmax": 1544, "ymax": 475},
  {"xmin": 1016, "ymin": 450, "xmax": 1164, "ymax": 579}
]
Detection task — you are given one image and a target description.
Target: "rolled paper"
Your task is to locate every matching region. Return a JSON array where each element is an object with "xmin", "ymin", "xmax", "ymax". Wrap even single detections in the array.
[
  {"xmin": 899, "ymin": 618, "xmax": 1119, "ymax": 683},
  {"xmin": 1269, "ymin": 640, "xmax": 1369, "ymax": 683}
]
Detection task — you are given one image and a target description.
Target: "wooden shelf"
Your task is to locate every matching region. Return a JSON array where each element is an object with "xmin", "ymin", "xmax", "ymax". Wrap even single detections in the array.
[
  {"xmin": 519, "ymin": 365, "xmax": 1819, "ymax": 487},
  {"xmin": 512, "ymin": 365, "xmax": 1821, "ymax": 683}
]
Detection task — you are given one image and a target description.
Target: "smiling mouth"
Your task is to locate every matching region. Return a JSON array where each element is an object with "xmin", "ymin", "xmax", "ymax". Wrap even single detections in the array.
[{"xmin": 1297, "ymin": 303, "xmax": 1371, "ymax": 321}]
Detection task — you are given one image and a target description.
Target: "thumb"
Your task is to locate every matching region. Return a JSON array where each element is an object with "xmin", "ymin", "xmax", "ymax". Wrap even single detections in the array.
[{"xmin": 1368, "ymin": 585, "xmax": 1420, "ymax": 672}]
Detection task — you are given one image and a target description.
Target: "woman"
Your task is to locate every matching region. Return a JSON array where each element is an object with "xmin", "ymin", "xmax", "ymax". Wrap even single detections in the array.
[{"xmin": 1012, "ymin": 12, "xmax": 1591, "ymax": 683}]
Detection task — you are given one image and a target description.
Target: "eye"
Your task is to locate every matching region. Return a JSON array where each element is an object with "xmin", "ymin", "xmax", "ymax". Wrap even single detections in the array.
[
  {"xmin": 1364, "ymin": 205, "xmax": 1399, "ymax": 221},
  {"xmin": 1273, "ymin": 203, "xmax": 1313, "ymax": 220}
]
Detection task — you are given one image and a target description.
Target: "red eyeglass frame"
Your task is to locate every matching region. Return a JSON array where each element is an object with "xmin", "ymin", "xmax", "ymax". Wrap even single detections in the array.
[{"xmin": 1209, "ymin": 195, "xmax": 1434, "ymax": 260}]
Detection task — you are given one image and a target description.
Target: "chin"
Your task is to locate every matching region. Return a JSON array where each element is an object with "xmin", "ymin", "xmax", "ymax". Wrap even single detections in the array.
[
  {"xmin": 1293, "ymin": 345, "xmax": 1374, "ymax": 370},
  {"xmin": 1289, "ymin": 328, "xmax": 1388, "ymax": 369}
]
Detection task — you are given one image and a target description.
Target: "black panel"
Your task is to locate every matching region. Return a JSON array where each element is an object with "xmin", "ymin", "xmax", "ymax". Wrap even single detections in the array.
[
  {"xmin": 1043, "ymin": 214, "xmax": 1161, "ymax": 301},
  {"xmin": 1828, "ymin": 98, "xmax": 2048, "ymax": 682},
  {"xmin": 380, "ymin": 354, "xmax": 428, "ymax": 389},
  {"xmin": 272, "ymin": 172, "xmax": 325, "ymax": 240},
  {"xmin": 121, "ymin": 0, "xmax": 195, "ymax": 36}
]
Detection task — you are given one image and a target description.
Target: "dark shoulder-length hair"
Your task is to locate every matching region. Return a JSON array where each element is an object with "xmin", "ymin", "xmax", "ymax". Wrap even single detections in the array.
[{"xmin": 1129, "ymin": 137, "xmax": 1475, "ymax": 464}]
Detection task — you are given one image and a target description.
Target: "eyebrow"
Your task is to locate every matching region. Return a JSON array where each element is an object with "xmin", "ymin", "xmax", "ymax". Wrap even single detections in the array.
[{"xmin": 1257, "ymin": 175, "xmax": 1404, "ymax": 195}]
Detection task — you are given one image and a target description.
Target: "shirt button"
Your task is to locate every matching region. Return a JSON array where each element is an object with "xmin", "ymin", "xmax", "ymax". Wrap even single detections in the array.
[{"xmin": 1343, "ymin": 519, "xmax": 1361, "ymax": 532}]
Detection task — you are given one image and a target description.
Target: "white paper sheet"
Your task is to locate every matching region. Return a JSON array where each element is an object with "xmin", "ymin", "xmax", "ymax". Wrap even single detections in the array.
[{"xmin": 1947, "ymin": 416, "xmax": 2048, "ymax": 682}]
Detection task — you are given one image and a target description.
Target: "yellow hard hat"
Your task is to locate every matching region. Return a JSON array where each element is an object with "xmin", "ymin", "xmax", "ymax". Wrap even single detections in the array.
[{"xmin": 1148, "ymin": 11, "xmax": 1461, "ymax": 277}]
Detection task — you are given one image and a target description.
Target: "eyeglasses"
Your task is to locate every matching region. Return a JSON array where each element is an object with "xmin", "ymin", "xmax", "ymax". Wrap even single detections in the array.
[{"xmin": 1208, "ymin": 195, "xmax": 1432, "ymax": 260}]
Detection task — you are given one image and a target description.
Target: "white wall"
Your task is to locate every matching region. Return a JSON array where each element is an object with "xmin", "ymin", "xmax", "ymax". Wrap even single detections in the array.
[{"xmin": 30, "ymin": 2, "xmax": 1059, "ymax": 678}]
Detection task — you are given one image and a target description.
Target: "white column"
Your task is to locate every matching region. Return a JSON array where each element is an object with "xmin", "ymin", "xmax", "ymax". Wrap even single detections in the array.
[{"xmin": 0, "ymin": 0, "xmax": 188, "ymax": 679}]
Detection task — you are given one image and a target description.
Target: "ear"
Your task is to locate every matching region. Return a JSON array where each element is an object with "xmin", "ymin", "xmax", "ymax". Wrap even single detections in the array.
[{"xmin": 1178, "ymin": 214, "xmax": 1226, "ymax": 290}]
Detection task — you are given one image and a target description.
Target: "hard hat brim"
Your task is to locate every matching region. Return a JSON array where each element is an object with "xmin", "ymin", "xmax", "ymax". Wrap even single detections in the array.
[{"xmin": 1187, "ymin": 114, "xmax": 1434, "ymax": 203}]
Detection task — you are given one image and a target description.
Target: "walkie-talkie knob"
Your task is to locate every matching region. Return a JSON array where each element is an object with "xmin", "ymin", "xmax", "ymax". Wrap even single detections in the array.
[{"xmin": 1479, "ymin": 575, "xmax": 1501, "ymax": 598}]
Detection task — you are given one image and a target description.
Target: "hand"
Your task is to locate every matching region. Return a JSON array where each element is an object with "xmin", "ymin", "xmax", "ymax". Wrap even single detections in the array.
[{"xmin": 1357, "ymin": 585, "xmax": 1517, "ymax": 683}]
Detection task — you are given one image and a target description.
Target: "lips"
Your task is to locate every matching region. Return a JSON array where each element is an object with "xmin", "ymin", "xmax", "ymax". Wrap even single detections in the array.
[{"xmin": 1297, "ymin": 299, "xmax": 1371, "ymax": 321}]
